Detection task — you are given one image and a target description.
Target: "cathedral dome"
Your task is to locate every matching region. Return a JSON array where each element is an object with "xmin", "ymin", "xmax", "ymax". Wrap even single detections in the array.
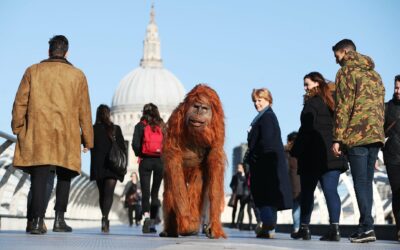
[
  {"xmin": 112, "ymin": 67, "xmax": 185, "ymax": 113},
  {"xmin": 111, "ymin": 4, "xmax": 185, "ymax": 115}
]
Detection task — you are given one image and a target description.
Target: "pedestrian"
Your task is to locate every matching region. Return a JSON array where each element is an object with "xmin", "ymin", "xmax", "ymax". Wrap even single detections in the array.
[
  {"xmin": 246, "ymin": 88, "xmax": 292, "ymax": 238},
  {"xmin": 284, "ymin": 131, "xmax": 301, "ymax": 238},
  {"xmin": 291, "ymin": 72, "xmax": 348, "ymax": 241},
  {"xmin": 132, "ymin": 103, "xmax": 164, "ymax": 234},
  {"xmin": 124, "ymin": 172, "xmax": 143, "ymax": 227},
  {"xmin": 229, "ymin": 164, "xmax": 243, "ymax": 228},
  {"xmin": 243, "ymin": 155, "xmax": 262, "ymax": 230},
  {"xmin": 230, "ymin": 163, "xmax": 252, "ymax": 230},
  {"xmin": 331, "ymin": 39, "xmax": 385, "ymax": 243},
  {"xmin": 90, "ymin": 104, "xmax": 126, "ymax": 233},
  {"xmin": 383, "ymin": 74, "xmax": 400, "ymax": 242},
  {"xmin": 11, "ymin": 35, "xmax": 93, "ymax": 234}
]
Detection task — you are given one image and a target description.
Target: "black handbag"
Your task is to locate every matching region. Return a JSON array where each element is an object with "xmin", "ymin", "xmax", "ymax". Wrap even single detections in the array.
[
  {"xmin": 227, "ymin": 193, "xmax": 237, "ymax": 207},
  {"xmin": 108, "ymin": 126, "xmax": 127, "ymax": 176}
]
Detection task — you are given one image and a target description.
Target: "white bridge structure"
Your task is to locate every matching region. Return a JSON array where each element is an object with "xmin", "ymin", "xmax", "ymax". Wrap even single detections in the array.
[
  {"xmin": 0, "ymin": 130, "xmax": 395, "ymax": 227},
  {"xmin": 223, "ymin": 154, "xmax": 393, "ymax": 225},
  {"xmin": 0, "ymin": 131, "xmax": 125, "ymax": 226}
]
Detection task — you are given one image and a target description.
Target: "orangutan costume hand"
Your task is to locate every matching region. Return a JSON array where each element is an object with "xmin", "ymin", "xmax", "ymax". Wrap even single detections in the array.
[{"xmin": 160, "ymin": 84, "xmax": 226, "ymax": 239}]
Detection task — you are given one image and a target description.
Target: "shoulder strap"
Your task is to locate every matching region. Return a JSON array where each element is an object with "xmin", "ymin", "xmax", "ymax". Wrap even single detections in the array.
[
  {"xmin": 112, "ymin": 125, "xmax": 117, "ymax": 141},
  {"xmin": 385, "ymin": 102, "xmax": 400, "ymax": 134},
  {"xmin": 385, "ymin": 120, "xmax": 397, "ymax": 134}
]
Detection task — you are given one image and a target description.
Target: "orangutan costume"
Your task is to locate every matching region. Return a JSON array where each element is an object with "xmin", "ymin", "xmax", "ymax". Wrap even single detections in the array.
[{"xmin": 160, "ymin": 84, "xmax": 226, "ymax": 239}]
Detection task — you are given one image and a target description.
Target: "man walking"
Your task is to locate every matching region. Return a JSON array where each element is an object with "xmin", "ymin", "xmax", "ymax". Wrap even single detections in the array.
[
  {"xmin": 331, "ymin": 39, "xmax": 385, "ymax": 243},
  {"xmin": 11, "ymin": 35, "xmax": 93, "ymax": 234}
]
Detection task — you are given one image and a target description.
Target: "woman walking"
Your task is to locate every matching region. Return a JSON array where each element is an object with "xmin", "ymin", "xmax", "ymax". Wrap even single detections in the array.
[
  {"xmin": 124, "ymin": 172, "xmax": 142, "ymax": 226},
  {"xmin": 132, "ymin": 103, "xmax": 164, "ymax": 234},
  {"xmin": 246, "ymin": 88, "xmax": 292, "ymax": 238},
  {"xmin": 90, "ymin": 104, "xmax": 126, "ymax": 233},
  {"xmin": 290, "ymin": 72, "xmax": 348, "ymax": 241}
]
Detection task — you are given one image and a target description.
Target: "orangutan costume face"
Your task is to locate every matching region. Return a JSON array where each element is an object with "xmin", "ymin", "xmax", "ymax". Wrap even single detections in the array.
[{"xmin": 186, "ymin": 97, "xmax": 212, "ymax": 131}]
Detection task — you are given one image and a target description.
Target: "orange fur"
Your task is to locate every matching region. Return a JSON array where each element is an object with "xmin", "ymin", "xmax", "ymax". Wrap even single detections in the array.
[{"xmin": 161, "ymin": 84, "xmax": 226, "ymax": 239}]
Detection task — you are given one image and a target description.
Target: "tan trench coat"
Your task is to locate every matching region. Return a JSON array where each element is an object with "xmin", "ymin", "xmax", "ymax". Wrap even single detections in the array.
[{"xmin": 11, "ymin": 58, "xmax": 94, "ymax": 174}]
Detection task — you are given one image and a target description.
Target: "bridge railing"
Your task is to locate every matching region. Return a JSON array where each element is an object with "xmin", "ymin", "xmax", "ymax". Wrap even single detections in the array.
[{"xmin": 0, "ymin": 130, "xmax": 127, "ymax": 229}]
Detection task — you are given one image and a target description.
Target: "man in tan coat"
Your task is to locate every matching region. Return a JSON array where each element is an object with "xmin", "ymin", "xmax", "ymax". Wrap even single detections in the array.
[{"xmin": 11, "ymin": 35, "xmax": 93, "ymax": 234}]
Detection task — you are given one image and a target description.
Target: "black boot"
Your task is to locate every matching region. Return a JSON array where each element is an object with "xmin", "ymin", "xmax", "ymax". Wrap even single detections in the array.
[
  {"xmin": 101, "ymin": 216, "xmax": 107, "ymax": 232},
  {"xmin": 100, "ymin": 216, "xmax": 110, "ymax": 232},
  {"xmin": 26, "ymin": 219, "xmax": 33, "ymax": 233},
  {"xmin": 291, "ymin": 224, "xmax": 311, "ymax": 240},
  {"xmin": 30, "ymin": 217, "xmax": 46, "ymax": 234},
  {"xmin": 53, "ymin": 211, "xmax": 72, "ymax": 232},
  {"xmin": 320, "ymin": 223, "xmax": 340, "ymax": 241},
  {"xmin": 237, "ymin": 212, "xmax": 244, "ymax": 230}
]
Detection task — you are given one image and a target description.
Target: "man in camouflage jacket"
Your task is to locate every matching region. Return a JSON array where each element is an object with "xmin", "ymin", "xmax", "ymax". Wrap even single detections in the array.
[{"xmin": 331, "ymin": 39, "xmax": 385, "ymax": 243}]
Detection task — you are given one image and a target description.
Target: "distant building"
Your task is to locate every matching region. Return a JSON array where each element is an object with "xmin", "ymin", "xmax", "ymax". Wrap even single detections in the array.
[{"xmin": 231, "ymin": 143, "xmax": 247, "ymax": 176}]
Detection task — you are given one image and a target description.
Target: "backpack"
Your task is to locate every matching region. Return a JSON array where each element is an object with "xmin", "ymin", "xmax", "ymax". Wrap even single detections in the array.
[{"xmin": 141, "ymin": 121, "xmax": 163, "ymax": 156}]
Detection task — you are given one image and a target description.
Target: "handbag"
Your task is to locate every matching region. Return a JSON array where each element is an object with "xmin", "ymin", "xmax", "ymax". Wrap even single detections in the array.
[
  {"xmin": 227, "ymin": 193, "xmax": 237, "ymax": 207},
  {"xmin": 108, "ymin": 126, "xmax": 127, "ymax": 176}
]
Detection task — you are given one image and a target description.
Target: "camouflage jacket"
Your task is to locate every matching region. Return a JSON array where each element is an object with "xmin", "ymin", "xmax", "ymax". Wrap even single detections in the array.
[{"xmin": 333, "ymin": 51, "xmax": 385, "ymax": 148}]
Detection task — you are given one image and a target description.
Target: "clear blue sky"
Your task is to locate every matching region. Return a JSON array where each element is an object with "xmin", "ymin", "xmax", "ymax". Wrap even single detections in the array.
[{"xmin": 1, "ymin": 0, "xmax": 399, "ymax": 185}]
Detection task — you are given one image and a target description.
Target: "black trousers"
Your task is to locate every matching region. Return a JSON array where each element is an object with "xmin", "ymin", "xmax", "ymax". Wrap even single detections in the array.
[
  {"xmin": 138, "ymin": 157, "xmax": 163, "ymax": 219},
  {"xmin": 128, "ymin": 204, "xmax": 142, "ymax": 225},
  {"xmin": 387, "ymin": 163, "xmax": 400, "ymax": 230},
  {"xmin": 237, "ymin": 195, "xmax": 253, "ymax": 225},
  {"xmin": 27, "ymin": 170, "xmax": 55, "ymax": 220},
  {"xmin": 231, "ymin": 195, "xmax": 240, "ymax": 224},
  {"xmin": 96, "ymin": 178, "xmax": 117, "ymax": 218},
  {"xmin": 29, "ymin": 165, "xmax": 74, "ymax": 217}
]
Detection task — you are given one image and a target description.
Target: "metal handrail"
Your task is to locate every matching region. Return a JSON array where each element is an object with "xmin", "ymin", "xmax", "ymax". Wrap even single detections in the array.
[
  {"xmin": 0, "ymin": 131, "xmax": 16, "ymax": 143},
  {"xmin": 0, "ymin": 130, "xmax": 125, "ymax": 225},
  {"xmin": 0, "ymin": 131, "xmax": 16, "ymax": 156}
]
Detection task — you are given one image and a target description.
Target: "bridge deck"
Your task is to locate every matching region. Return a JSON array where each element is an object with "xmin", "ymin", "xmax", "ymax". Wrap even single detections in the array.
[{"xmin": 0, "ymin": 221, "xmax": 399, "ymax": 250}]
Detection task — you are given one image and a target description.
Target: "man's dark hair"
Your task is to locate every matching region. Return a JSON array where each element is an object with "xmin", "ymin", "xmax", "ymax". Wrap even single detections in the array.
[
  {"xmin": 395, "ymin": 75, "xmax": 400, "ymax": 84},
  {"xmin": 332, "ymin": 39, "xmax": 356, "ymax": 52},
  {"xmin": 49, "ymin": 35, "xmax": 69, "ymax": 57},
  {"xmin": 287, "ymin": 131, "xmax": 298, "ymax": 142}
]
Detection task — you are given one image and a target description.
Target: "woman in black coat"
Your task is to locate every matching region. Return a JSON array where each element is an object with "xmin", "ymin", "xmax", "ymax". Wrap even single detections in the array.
[
  {"xmin": 291, "ymin": 72, "xmax": 348, "ymax": 241},
  {"xmin": 246, "ymin": 88, "xmax": 292, "ymax": 238},
  {"xmin": 90, "ymin": 104, "xmax": 126, "ymax": 233},
  {"xmin": 229, "ymin": 163, "xmax": 252, "ymax": 229}
]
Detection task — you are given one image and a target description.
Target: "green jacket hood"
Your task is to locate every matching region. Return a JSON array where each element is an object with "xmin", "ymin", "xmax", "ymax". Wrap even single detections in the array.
[{"xmin": 342, "ymin": 51, "xmax": 375, "ymax": 71}]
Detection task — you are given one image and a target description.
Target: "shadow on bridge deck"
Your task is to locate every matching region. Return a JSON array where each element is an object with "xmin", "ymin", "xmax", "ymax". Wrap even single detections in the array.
[{"xmin": 0, "ymin": 219, "xmax": 399, "ymax": 250}]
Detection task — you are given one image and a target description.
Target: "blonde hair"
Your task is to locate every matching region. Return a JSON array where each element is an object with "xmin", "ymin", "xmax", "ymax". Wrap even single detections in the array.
[{"xmin": 251, "ymin": 88, "xmax": 273, "ymax": 105}]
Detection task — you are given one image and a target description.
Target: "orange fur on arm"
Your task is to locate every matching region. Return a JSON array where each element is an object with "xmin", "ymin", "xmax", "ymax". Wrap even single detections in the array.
[{"xmin": 163, "ymin": 103, "xmax": 190, "ymax": 217}]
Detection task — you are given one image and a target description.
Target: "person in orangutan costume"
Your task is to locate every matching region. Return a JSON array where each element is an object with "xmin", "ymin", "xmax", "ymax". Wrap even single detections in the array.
[{"xmin": 159, "ymin": 84, "xmax": 226, "ymax": 239}]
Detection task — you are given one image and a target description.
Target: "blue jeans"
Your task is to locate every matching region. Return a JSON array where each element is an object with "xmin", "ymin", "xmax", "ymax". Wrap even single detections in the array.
[
  {"xmin": 292, "ymin": 198, "xmax": 301, "ymax": 231},
  {"xmin": 259, "ymin": 206, "xmax": 277, "ymax": 229},
  {"xmin": 347, "ymin": 145, "xmax": 379, "ymax": 231},
  {"xmin": 300, "ymin": 170, "xmax": 341, "ymax": 224}
]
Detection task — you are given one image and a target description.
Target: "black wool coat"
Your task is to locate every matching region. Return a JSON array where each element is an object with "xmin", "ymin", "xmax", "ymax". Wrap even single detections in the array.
[
  {"xmin": 229, "ymin": 172, "xmax": 248, "ymax": 197},
  {"xmin": 291, "ymin": 95, "xmax": 348, "ymax": 175},
  {"xmin": 90, "ymin": 123, "xmax": 126, "ymax": 182},
  {"xmin": 247, "ymin": 107, "xmax": 292, "ymax": 210},
  {"xmin": 383, "ymin": 98, "xmax": 400, "ymax": 165},
  {"xmin": 132, "ymin": 122, "xmax": 145, "ymax": 158}
]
